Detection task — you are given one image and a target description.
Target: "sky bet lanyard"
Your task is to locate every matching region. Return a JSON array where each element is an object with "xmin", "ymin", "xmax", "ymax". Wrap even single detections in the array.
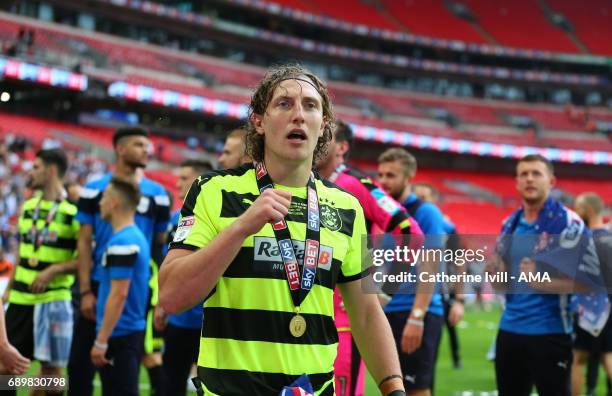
[
  {"xmin": 28, "ymin": 194, "xmax": 64, "ymax": 267},
  {"xmin": 254, "ymin": 162, "xmax": 321, "ymax": 338}
]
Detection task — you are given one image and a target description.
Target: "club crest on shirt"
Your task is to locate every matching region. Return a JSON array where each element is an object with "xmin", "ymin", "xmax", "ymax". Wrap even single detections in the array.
[{"xmin": 319, "ymin": 198, "xmax": 341, "ymax": 232}]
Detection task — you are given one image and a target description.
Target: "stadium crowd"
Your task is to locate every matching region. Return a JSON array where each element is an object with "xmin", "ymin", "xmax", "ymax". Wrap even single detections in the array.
[{"xmin": 0, "ymin": 64, "xmax": 610, "ymax": 396}]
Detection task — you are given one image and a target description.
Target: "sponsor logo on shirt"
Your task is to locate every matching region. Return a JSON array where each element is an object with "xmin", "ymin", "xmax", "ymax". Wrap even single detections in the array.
[
  {"xmin": 173, "ymin": 216, "xmax": 195, "ymax": 242},
  {"xmin": 253, "ymin": 237, "xmax": 333, "ymax": 271}
]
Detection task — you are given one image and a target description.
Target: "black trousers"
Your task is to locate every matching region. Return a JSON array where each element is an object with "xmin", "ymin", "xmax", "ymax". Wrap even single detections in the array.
[
  {"xmin": 67, "ymin": 281, "xmax": 99, "ymax": 396},
  {"xmin": 443, "ymin": 299, "xmax": 460, "ymax": 365},
  {"xmin": 67, "ymin": 314, "xmax": 97, "ymax": 396},
  {"xmin": 495, "ymin": 330, "xmax": 572, "ymax": 396},
  {"xmin": 161, "ymin": 324, "xmax": 201, "ymax": 396},
  {"xmin": 99, "ymin": 332, "xmax": 145, "ymax": 396}
]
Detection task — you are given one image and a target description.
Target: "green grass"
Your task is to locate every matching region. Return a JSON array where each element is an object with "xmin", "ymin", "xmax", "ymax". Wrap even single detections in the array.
[
  {"xmin": 17, "ymin": 306, "xmax": 609, "ymax": 395},
  {"xmin": 364, "ymin": 306, "xmax": 499, "ymax": 396},
  {"xmin": 363, "ymin": 305, "xmax": 609, "ymax": 395}
]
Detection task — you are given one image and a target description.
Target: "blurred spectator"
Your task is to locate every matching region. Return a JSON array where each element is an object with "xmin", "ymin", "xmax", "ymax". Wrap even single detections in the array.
[{"xmin": 0, "ymin": 137, "xmax": 109, "ymax": 271}]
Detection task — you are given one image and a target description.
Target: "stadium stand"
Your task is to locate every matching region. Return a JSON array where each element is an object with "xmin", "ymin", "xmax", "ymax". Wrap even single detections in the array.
[
  {"xmin": 249, "ymin": 0, "xmax": 612, "ymax": 56},
  {"xmin": 308, "ymin": 0, "xmax": 398, "ymax": 30},
  {"xmin": 461, "ymin": 0, "xmax": 580, "ymax": 52},
  {"xmin": 548, "ymin": 0, "xmax": 612, "ymax": 55},
  {"xmin": 2, "ymin": 10, "xmax": 611, "ymax": 155},
  {"xmin": 381, "ymin": 0, "xmax": 488, "ymax": 43}
]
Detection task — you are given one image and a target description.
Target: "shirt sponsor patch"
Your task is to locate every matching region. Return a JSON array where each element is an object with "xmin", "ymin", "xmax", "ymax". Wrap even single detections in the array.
[
  {"xmin": 173, "ymin": 216, "xmax": 195, "ymax": 242},
  {"xmin": 253, "ymin": 236, "xmax": 333, "ymax": 271}
]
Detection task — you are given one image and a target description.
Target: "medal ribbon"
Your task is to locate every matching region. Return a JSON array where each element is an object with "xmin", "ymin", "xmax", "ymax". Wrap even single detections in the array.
[
  {"xmin": 29, "ymin": 194, "xmax": 63, "ymax": 255},
  {"xmin": 254, "ymin": 162, "xmax": 321, "ymax": 310}
]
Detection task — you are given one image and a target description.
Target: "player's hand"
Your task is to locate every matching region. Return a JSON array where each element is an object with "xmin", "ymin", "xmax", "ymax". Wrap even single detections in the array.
[
  {"xmin": 0, "ymin": 342, "xmax": 30, "ymax": 375},
  {"xmin": 519, "ymin": 258, "xmax": 537, "ymax": 286},
  {"xmin": 80, "ymin": 293, "xmax": 97, "ymax": 321},
  {"xmin": 90, "ymin": 344, "xmax": 110, "ymax": 367},
  {"xmin": 30, "ymin": 266, "xmax": 56, "ymax": 293},
  {"xmin": 401, "ymin": 318, "xmax": 424, "ymax": 354},
  {"xmin": 234, "ymin": 189, "xmax": 292, "ymax": 237},
  {"xmin": 153, "ymin": 305, "xmax": 168, "ymax": 331},
  {"xmin": 519, "ymin": 258, "xmax": 536, "ymax": 276},
  {"xmin": 448, "ymin": 301, "xmax": 464, "ymax": 326}
]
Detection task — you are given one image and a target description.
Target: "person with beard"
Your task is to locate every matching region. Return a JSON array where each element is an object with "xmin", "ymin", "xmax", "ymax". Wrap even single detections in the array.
[
  {"xmin": 156, "ymin": 158, "xmax": 213, "ymax": 396},
  {"xmin": 316, "ymin": 120, "xmax": 423, "ymax": 396},
  {"xmin": 571, "ymin": 192, "xmax": 612, "ymax": 396},
  {"xmin": 68, "ymin": 128, "xmax": 170, "ymax": 396},
  {"xmin": 91, "ymin": 177, "xmax": 150, "ymax": 396},
  {"xmin": 491, "ymin": 154, "xmax": 595, "ymax": 396},
  {"xmin": 377, "ymin": 148, "xmax": 454, "ymax": 396},
  {"xmin": 4, "ymin": 149, "xmax": 79, "ymax": 396}
]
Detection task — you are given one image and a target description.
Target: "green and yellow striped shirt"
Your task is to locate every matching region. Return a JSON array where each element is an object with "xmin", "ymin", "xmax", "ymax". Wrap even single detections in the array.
[
  {"xmin": 169, "ymin": 164, "xmax": 368, "ymax": 395},
  {"xmin": 10, "ymin": 194, "xmax": 79, "ymax": 305}
]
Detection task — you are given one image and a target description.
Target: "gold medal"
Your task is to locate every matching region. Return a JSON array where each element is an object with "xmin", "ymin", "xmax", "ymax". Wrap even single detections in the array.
[
  {"xmin": 28, "ymin": 257, "xmax": 39, "ymax": 267},
  {"xmin": 289, "ymin": 314, "xmax": 306, "ymax": 337}
]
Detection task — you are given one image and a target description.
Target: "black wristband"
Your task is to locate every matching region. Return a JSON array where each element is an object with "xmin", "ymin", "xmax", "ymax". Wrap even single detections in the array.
[
  {"xmin": 378, "ymin": 374, "xmax": 402, "ymax": 388},
  {"xmin": 387, "ymin": 391, "xmax": 406, "ymax": 396}
]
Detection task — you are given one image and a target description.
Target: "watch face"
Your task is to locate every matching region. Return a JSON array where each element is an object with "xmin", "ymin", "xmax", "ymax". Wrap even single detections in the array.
[{"xmin": 412, "ymin": 308, "xmax": 424, "ymax": 319}]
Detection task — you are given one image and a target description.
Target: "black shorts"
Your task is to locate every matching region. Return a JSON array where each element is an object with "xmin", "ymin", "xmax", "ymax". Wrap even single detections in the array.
[
  {"xmin": 5, "ymin": 303, "xmax": 34, "ymax": 360},
  {"xmin": 386, "ymin": 311, "xmax": 444, "ymax": 390},
  {"xmin": 575, "ymin": 313, "xmax": 612, "ymax": 353},
  {"xmin": 495, "ymin": 330, "xmax": 572, "ymax": 396}
]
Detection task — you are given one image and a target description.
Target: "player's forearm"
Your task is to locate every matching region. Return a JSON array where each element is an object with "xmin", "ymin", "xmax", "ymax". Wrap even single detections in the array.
[
  {"xmin": 50, "ymin": 260, "xmax": 78, "ymax": 276},
  {"xmin": 0, "ymin": 309, "xmax": 9, "ymax": 346},
  {"xmin": 411, "ymin": 292, "xmax": 433, "ymax": 313},
  {"xmin": 413, "ymin": 256, "xmax": 436, "ymax": 311},
  {"xmin": 347, "ymin": 293, "xmax": 404, "ymax": 393},
  {"xmin": 97, "ymin": 288, "xmax": 127, "ymax": 343},
  {"xmin": 151, "ymin": 232, "xmax": 167, "ymax": 265},
  {"xmin": 77, "ymin": 238, "xmax": 93, "ymax": 292},
  {"xmin": 159, "ymin": 221, "xmax": 247, "ymax": 314}
]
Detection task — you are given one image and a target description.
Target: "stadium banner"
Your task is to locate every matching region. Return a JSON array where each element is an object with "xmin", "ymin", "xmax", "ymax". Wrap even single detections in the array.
[
  {"xmin": 107, "ymin": 81, "xmax": 612, "ymax": 166},
  {"xmin": 0, "ymin": 56, "xmax": 88, "ymax": 91}
]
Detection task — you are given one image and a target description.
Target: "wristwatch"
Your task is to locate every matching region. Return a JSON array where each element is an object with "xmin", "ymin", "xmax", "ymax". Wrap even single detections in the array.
[{"xmin": 410, "ymin": 308, "xmax": 425, "ymax": 320}]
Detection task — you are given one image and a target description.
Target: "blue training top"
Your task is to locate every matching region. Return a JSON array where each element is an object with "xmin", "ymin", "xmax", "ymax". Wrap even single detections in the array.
[
  {"xmin": 77, "ymin": 173, "xmax": 170, "ymax": 282},
  {"xmin": 500, "ymin": 215, "xmax": 573, "ymax": 335},
  {"xmin": 385, "ymin": 193, "xmax": 447, "ymax": 316},
  {"xmin": 97, "ymin": 224, "xmax": 150, "ymax": 337}
]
